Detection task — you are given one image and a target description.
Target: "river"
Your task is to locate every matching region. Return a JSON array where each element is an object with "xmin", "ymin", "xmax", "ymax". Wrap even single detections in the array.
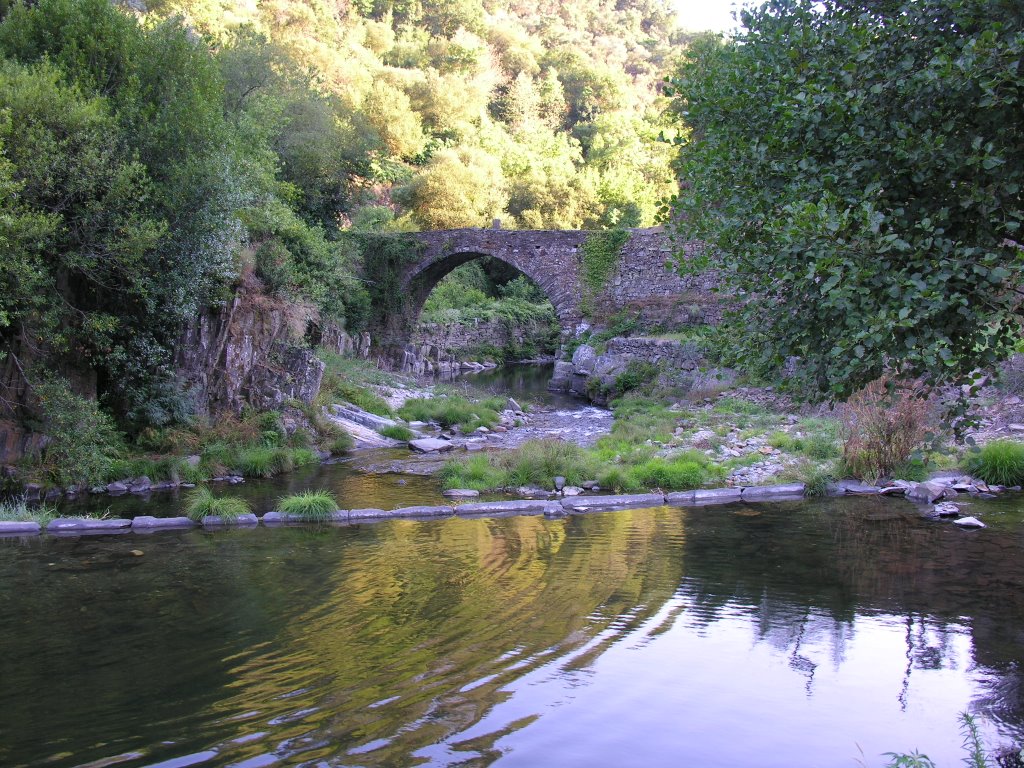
[{"xmin": 1, "ymin": 366, "xmax": 1023, "ymax": 767}]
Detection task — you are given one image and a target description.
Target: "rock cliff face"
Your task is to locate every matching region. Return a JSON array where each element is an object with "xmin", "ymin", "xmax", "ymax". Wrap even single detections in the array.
[{"xmin": 175, "ymin": 286, "xmax": 325, "ymax": 417}]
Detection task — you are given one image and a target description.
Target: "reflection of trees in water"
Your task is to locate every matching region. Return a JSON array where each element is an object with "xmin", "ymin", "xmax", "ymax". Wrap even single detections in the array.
[{"xmin": 674, "ymin": 498, "xmax": 1024, "ymax": 722}]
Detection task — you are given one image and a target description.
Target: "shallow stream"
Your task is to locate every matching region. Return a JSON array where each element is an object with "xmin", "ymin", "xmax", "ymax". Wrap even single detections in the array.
[{"xmin": 3, "ymin": 366, "xmax": 1024, "ymax": 766}]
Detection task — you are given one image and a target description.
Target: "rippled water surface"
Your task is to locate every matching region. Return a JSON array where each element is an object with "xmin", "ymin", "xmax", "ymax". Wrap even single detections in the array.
[{"xmin": 2, "ymin": 496, "xmax": 1023, "ymax": 767}]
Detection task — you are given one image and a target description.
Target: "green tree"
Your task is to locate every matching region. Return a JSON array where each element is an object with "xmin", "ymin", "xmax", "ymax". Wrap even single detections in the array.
[{"xmin": 667, "ymin": 0, "xmax": 1023, "ymax": 401}]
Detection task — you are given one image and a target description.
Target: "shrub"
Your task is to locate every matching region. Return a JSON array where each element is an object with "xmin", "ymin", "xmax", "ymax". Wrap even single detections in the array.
[
  {"xmin": 184, "ymin": 487, "xmax": 252, "ymax": 522},
  {"xmin": 290, "ymin": 448, "xmax": 320, "ymax": 467},
  {"xmin": 380, "ymin": 425, "xmax": 414, "ymax": 441},
  {"xmin": 964, "ymin": 440, "xmax": 1024, "ymax": 486},
  {"xmin": 277, "ymin": 490, "xmax": 338, "ymax": 520},
  {"xmin": 31, "ymin": 377, "xmax": 123, "ymax": 487},
  {"xmin": 802, "ymin": 431, "xmax": 840, "ymax": 460},
  {"xmin": 840, "ymin": 378, "xmax": 933, "ymax": 484}
]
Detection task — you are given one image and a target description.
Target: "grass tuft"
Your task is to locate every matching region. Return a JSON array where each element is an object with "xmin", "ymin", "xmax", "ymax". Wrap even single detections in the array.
[
  {"xmin": 184, "ymin": 487, "xmax": 252, "ymax": 522},
  {"xmin": 0, "ymin": 497, "xmax": 57, "ymax": 525},
  {"xmin": 277, "ymin": 490, "xmax": 338, "ymax": 521},
  {"xmin": 380, "ymin": 424, "xmax": 415, "ymax": 441}
]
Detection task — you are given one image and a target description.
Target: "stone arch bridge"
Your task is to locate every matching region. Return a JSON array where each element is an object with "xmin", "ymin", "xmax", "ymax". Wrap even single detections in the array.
[{"xmin": 374, "ymin": 227, "xmax": 718, "ymax": 367}]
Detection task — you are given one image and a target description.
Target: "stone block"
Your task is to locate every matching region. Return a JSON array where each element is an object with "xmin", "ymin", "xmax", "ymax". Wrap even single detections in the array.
[
  {"xmin": 131, "ymin": 516, "xmax": 195, "ymax": 529},
  {"xmin": 560, "ymin": 493, "xmax": 665, "ymax": 511},
  {"xmin": 741, "ymin": 483, "xmax": 806, "ymax": 500},
  {"xmin": 201, "ymin": 513, "xmax": 259, "ymax": 527},
  {"xmin": 454, "ymin": 500, "xmax": 563, "ymax": 515},
  {"xmin": 48, "ymin": 517, "xmax": 133, "ymax": 532}
]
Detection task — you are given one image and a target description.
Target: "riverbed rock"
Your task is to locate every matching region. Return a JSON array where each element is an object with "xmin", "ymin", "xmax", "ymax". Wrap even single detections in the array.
[
  {"xmin": 548, "ymin": 361, "xmax": 574, "ymax": 391},
  {"xmin": 132, "ymin": 516, "xmax": 195, "ymax": 529},
  {"xmin": 906, "ymin": 480, "xmax": 951, "ymax": 504},
  {"xmin": 443, "ymin": 489, "xmax": 480, "ymax": 498},
  {"xmin": 953, "ymin": 516, "xmax": 986, "ymax": 528},
  {"xmin": 561, "ymin": 486, "xmax": 583, "ymax": 496},
  {"xmin": 517, "ymin": 486, "xmax": 556, "ymax": 498},
  {"xmin": 201, "ymin": 513, "xmax": 259, "ymax": 527},
  {"xmin": 387, "ymin": 505, "xmax": 455, "ymax": 518},
  {"xmin": 932, "ymin": 502, "xmax": 961, "ymax": 517},
  {"xmin": 48, "ymin": 517, "xmax": 133, "ymax": 532},
  {"xmin": 455, "ymin": 500, "xmax": 563, "ymax": 516},
  {"xmin": 129, "ymin": 476, "xmax": 151, "ymax": 493},
  {"xmin": 0, "ymin": 521, "xmax": 40, "ymax": 535},
  {"xmin": 553, "ymin": 476, "xmax": 566, "ymax": 491},
  {"xmin": 106, "ymin": 481, "xmax": 128, "ymax": 495},
  {"xmin": 561, "ymin": 493, "xmax": 664, "ymax": 511},
  {"xmin": 409, "ymin": 438, "xmax": 454, "ymax": 453},
  {"xmin": 507, "ymin": 398, "xmax": 522, "ymax": 413},
  {"xmin": 740, "ymin": 483, "xmax": 805, "ymax": 500}
]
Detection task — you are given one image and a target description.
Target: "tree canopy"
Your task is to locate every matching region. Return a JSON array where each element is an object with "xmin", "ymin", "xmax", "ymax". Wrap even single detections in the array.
[{"xmin": 667, "ymin": 0, "xmax": 1023, "ymax": 400}]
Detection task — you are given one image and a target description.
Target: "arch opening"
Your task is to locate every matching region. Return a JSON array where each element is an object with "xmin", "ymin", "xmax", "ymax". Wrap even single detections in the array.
[{"xmin": 408, "ymin": 254, "xmax": 562, "ymax": 367}]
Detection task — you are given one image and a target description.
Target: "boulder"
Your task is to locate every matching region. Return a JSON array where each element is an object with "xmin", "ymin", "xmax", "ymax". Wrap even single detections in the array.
[
  {"xmin": 571, "ymin": 344, "xmax": 598, "ymax": 374},
  {"xmin": 562, "ymin": 486, "xmax": 583, "ymax": 496},
  {"xmin": 906, "ymin": 480, "xmax": 951, "ymax": 504},
  {"xmin": 953, "ymin": 516, "xmax": 986, "ymax": 528},
  {"xmin": 129, "ymin": 476, "xmax": 151, "ymax": 492},
  {"xmin": 409, "ymin": 438, "xmax": 454, "ymax": 453},
  {"xmin": 548, "ymin": 361, "xmax": 574, "ymax": 391},
  {"xmin": 553, "ymin": 476, "xmax": 566, "ymax": 491},
  {"xmin": 932, "ymin": 502, "xmax": 961, "ymax": 517},
  {"xmin": 106, "ymin": 481, "xmax": 128, "ymax": 495},
  {"xmin": 507, "ymin": 398, "xmax": 522, "ymax": 413}
]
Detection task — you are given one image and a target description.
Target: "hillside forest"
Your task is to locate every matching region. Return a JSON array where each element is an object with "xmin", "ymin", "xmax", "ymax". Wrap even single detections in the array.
[{"xmin": 0, "ymin": 0, "xmax": 689, "ymax": 470}]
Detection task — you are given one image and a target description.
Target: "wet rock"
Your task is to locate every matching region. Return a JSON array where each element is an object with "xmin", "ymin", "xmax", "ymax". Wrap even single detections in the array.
[
  {"xmin": 953, "ymin": 516, "xmax": 986, "ymax": 528},
  {"xmin": 443, "ymin": 489, "xmax": 480, "ymax": 498},
  {"xmin": 741, "ymin": 483, "xmax": 805, "ymax": 500},
  {"xmin": 581, "ymin": 480, "xmax": 600, "ymax": 490},
  {"xmin": 455, "ymin": 500, "xmax": 562, "ymax": 516},
  {"xmin": 201, "ymin": 513, "xmax": 258, "ymax": 527},
  {"xmin": 387, "ymin": 505, "xmax": 454, "ymax": 518},
  {"xmin": 48, "ymin": 518, "xmax": 133, "ymax": 532},
  {"xmin": 932, "ymin": 502, "xmax": 961, "ymax": 517},
  {"xmin": 409, "ymin": 438, "xmax": 454, "ymax": 453},
  {"xmin": 692, "ymin": 487, "xmax": 742, "ymax": 504},
  {"xmin": 0, "ymin": 521, "xmax": 40, "ymax": 535},
  {"xmin": 554, "ymin": 476, "xmax": 566, "ymax": 491},
  {"xmin": 906, "ymin": 480, "xmax": 951, "ymax": 504},
  {"xmin": 106, "ymin": 481, "xmax": 128, "ymax": 495},
  {"xmin": 562, "ymin": 486, "xmax": 583, "ymax": 496},
  {"xmin": 561, "ymin": 493, "xmax": 665, "ymax": 511},
  {"xmin": 831, "ymin": 479, "xmax": 881, "ymax": 495},
  {"xmin": 345, "ymin": 508, "xmax": 389, "ymax": 519},
  {"xmin": 517, "ymin": 486, "xmax": 556, "ymax": 499},
  {"xmin": 129, "ymin": 476, "xmax": 152, "ymax": 492},
  {"xmin": 132, "ymin": 516, "xmax": 195, "ymax": 529}
]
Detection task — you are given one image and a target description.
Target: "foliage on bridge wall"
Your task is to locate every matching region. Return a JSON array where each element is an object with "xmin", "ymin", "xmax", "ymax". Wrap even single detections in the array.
[{"xmin": 580, "ymin": 229, "xmax": 630, "ymax": 317}]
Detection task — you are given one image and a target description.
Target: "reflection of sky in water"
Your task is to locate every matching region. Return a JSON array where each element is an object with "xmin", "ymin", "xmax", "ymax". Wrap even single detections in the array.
[{"xmin": 440, "ymin": 602, "xmax": 983, "ymax": 768}]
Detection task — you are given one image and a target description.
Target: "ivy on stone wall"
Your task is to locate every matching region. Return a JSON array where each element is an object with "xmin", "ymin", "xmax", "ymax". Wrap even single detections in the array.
[
  {"xmin": 579, "ymin": 229, "xmax": 630, "ymax": 317},
  {"xmin": 343, "ymin": 233, "xmax": 425, "ymax": 329}
]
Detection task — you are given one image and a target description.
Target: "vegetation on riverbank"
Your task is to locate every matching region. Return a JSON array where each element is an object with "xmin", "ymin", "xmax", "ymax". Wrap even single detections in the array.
[{"xmin": 0, "ymin": 497, "xmax": 56, "ymax": 525}]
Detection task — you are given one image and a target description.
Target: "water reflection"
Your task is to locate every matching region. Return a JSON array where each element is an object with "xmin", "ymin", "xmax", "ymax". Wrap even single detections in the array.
[{"xmin": 0, "ymin": 497, "xmax": 1021, "ymax": 767}]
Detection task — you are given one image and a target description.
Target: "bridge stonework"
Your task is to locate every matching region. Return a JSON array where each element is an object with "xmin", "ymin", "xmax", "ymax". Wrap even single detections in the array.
[{"xmin": 379, "ymin": 227, "xmax": 716, "ymax": 361}]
